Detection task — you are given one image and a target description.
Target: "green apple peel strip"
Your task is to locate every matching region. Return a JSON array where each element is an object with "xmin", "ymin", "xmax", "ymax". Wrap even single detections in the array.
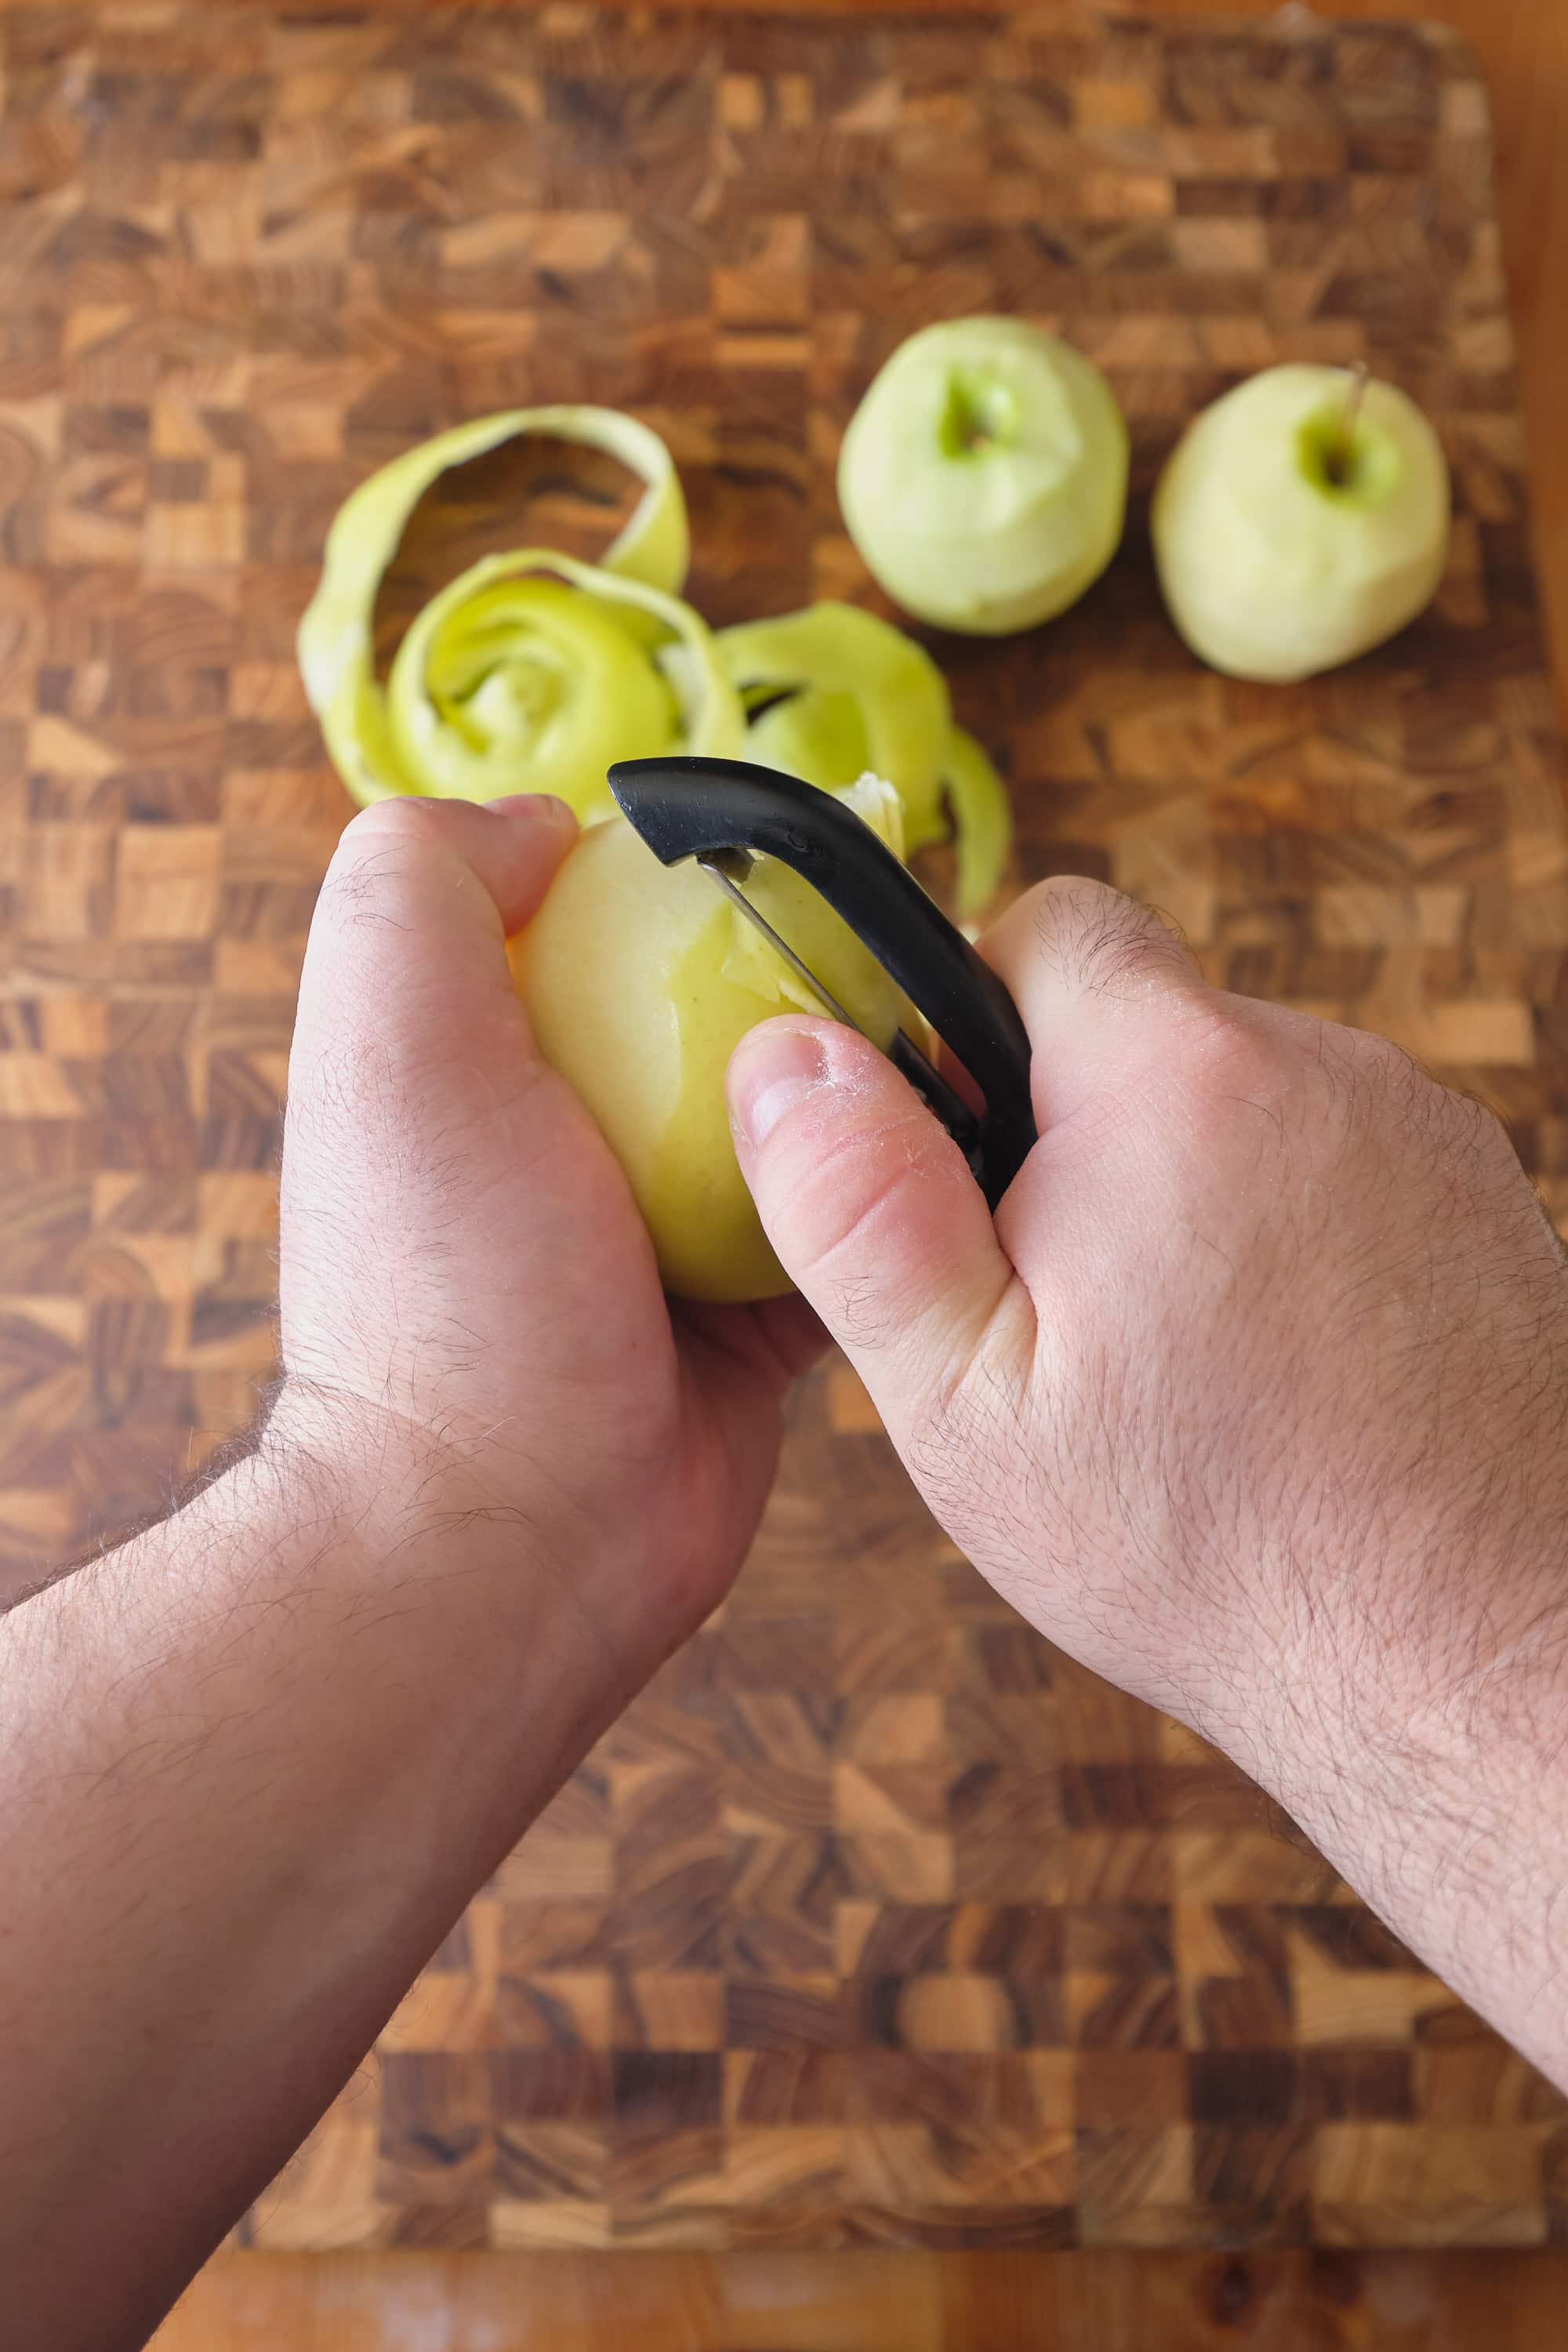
[
  {"xmin": 296, "ymin": 406, "xmax": 742, "ymax": 818},
  {"xmin": 386, "ymin": 554, "xmax": 744, "ymax": 822},
  {"xmin": 716, "ymin": 604, "xmax": 1009, "ymax": 918},
  {"xmin": 297, "ymin": 408, "xmax": 1014, "ymax": 910},
  {"xmin": 940, "ymin": 727, "xmax": 1013, "ymax": 922}
]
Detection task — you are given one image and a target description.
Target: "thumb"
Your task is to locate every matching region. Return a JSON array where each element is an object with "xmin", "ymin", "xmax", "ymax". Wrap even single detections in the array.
[{"xmin": 727, "ymin": 1015, "xmax": 1029, "ymax": 1440}]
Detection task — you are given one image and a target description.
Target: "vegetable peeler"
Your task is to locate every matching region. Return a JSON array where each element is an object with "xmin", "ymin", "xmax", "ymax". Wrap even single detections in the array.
[{"xmin": 607, "ymin": 755, "xmax": 1037, "ymax": 1208}]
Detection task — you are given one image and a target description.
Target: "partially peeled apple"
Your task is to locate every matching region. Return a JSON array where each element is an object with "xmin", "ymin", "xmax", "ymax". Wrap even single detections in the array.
[{"xmin": 509, "ymin": 779, "xmax": 917, "ymax": 1302}]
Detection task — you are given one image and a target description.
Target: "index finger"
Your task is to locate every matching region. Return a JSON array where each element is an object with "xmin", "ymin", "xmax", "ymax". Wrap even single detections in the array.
[{"xmin": 289, "ymin": 790, "xmax": 578, "ymax": 1123}]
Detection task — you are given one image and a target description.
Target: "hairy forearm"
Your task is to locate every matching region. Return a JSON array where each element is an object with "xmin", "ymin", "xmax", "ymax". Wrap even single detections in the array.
[
  {"xmin": 1238, "ymin": 1531, "xmax": 1568, "ymax": 2090},
  {"xmin": 0, "ymin": 1414, "xmax": 632, "ymax": 2351}
]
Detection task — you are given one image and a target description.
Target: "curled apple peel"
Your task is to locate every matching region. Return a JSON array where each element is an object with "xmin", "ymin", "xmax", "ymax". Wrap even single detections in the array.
[
  {"xmin": 296, "ymin": 406, "xmax": 742, "ymax": 818},
  {"xmin": 383, "ymin": 551, "xmax": 742, "ymax": 824},
  {"xmin": 510, "ymin": 775, "xmax": 919, "ymax": 1303},
  {"xmin": 719, "ymin": 602, "xmax": 1011, "ymax": 917},
  {"xmin": 299, "ymin": 403, "xmax": 1017, "ymax": 917},
  {"xmin": 720, "ymin": 604, "xmax": 949, "ymax": 844},
  {"xmin": 941, "ymin": 726, "xmax": 1013, "ymax": 925}
]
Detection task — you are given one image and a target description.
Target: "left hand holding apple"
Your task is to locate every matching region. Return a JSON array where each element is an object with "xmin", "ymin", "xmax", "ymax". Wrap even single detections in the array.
[
  {"xmin": 275, "ymin": 790, "xmax": 824, "ymax": 1675},
  {"xmin": 0, "ymin": 788, "xmax": 827, "ymax": 2344}
]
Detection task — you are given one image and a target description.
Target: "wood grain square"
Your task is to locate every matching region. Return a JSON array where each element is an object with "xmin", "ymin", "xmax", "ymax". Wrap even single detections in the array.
[
  {"xmin": 493, "ymin": 2122, "xmax": 607, "ymax": 2204},
  {"xmin": 245, "ymin": 2111, "xmax": 381, "ymax": 2252},
  {"xmin": 724, "ymin": 1907, "xmax": 833, "ymax": 1980},
  {"xmin": 377, "ymin": 1975, "xmax": 495, "ymax": 2057},
  {"xmin": 724, "ymin": 2125, "xmax": 844, "ymax": 2205},
  {"xmin": 840, "ymin": 1693, "xmax": 944, "ymax": 1764},
  {"xmin": 1414, "ymin": 2015, "xmax": 1568, "ymax": 2127},
  {"xmin": 1294, "ymin": 1970, "xmax": 1461, "ymax": 2048},
  {"xmin": 488, "ymin": 2049, "xmax": 611, "ymax": 2124},
  {"xmin": 944, "ymin": 1689, "xmax": 1058, "ymax": 1769},
  {"xmin": 608, "ymin": 2126, "xmax": 725, "ymax": 2214},
  {"xmin": 1189, "ymin": 2049, "xmax": 1300, "ymax": 2126},
  {"xmin": 725, "ymin": 1976, "xmax": 851, "ymax": 2053},
  {"xmin": 1076, "ymin": 2123, "xmax": 1194, "ymax": 2213},
  {"xmin": 725, "ymin": 1755, "xmax": 831, "ymax": 1838},
  {"xmin": 725, "ymin": 2049, "xmax": 846, "ymax": 2126},
  {"xmin": 1192, "ymin": 2122, "xmax": 1314, "ymax": 2210},
  {"xmin": 490, "ymin": 2198, "xmax": 611, "ymax": 2249},
  {"xmin": 1175, "ymin": 1900, "xmax": 1290, "ymax": 1981},
  {"xmin": 613, "ymin": 2051, "xmax": 723, "ymax": 2130},
  {"xmin": 1313, "ymin": 2122, "xmax": 1547, "ymax": 2247},
  {"xmin": 1075, "ymin": 2050, "xmax": 1190, "ymax": 2128},
  {"xmin": 114, "ymin": 823, "xmax": 221, "ymax": 940},
  {"xmin": 494, "ymin": 1974, "xmax": 612, "ymax": 2053},
  {"xmin": 614, "ymin": 1971, "xmax": 725, "ymax": 2053},
  {"xmin": 1063, "ymin": 1906, "xmax": 1174, "ymax": 1977},
  {"xmin": 843, "ymin": 1835, "xmax": 956, "ymax": 1906},
  {"xmin": 847, "ymin": 2120, "xmax": 1074, "ymax": 2211},
  {"xmin": 1188, "ymin": 1972, "xmax": 1297, "ymax": 2052},
  {"xmin": 376, "ymin": 2051, "xmax": 493, "ymax": 2209},
  {"xmin": 1067, "ymin": 1972, "xmax": 1184, "ymax": 2053}
]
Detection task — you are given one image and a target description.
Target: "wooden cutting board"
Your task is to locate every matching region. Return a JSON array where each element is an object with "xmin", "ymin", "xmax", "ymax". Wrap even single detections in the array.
[{"xmin": 3, "ymin": 0, "xmax": 1566, "ymax": 2254}]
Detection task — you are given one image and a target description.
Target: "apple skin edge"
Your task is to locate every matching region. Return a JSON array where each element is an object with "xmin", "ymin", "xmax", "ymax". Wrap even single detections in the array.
[{"xmin": 1151, "ymin": 364, "xmax": 1451, "ymax": 685}]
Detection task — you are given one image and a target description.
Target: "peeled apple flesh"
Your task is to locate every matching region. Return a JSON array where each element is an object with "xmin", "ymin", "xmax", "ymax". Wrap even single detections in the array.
[
  {"xmin": 509, "ymin": 778, "xmax": 916, "ymax": 1303},
  {"xmin": 1150, "ymin": 365, "xmax": 1451, "ymax": 683},
  {"xmin": 837, "ymin": 317, "xmax": 1130, "ymax": 635}
]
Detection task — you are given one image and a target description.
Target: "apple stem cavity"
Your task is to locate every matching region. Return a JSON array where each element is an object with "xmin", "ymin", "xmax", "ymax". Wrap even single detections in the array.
[
  {"xmin": 1325, "ymin": 361, "xmax": 1370, "ymax": 488},
  {"xmin": 938, "ymin": 369, "xmax": 1017, "ymax": 461}
]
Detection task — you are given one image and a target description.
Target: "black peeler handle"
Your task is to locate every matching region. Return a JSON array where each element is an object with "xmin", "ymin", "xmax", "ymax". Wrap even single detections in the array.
[{"xmin": 607, "ymin": 755, "xmax": 1037, "ymax": 1207}]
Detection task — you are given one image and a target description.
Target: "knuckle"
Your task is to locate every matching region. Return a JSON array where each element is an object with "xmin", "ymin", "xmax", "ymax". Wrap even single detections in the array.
[
  {"xmin": 1179, "ymin": 996, "xmax": 1289, "ymax": 1101},
  {"xmin": 317, "ymin": 826, "xmax": 425, "ymax": 934},
  {"xmin": 347, "ymin": 795, "xmax": 437, "ymax": 846},
  {"xmin": 1328, "ymin": 1027, "xmax": 1494, "ymax": 1174},
  {"xmin": 1151, "ymin": 996, "xmax": 1297, "ymax": 1156},
  {"xmin": 1031, "ymin": 875, "xmax": 1198, "ymax": 1002}
]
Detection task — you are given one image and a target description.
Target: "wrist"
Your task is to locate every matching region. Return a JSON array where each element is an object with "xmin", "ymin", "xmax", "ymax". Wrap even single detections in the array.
[{"xmin": 256, "ymin": 1377, "xmax": 653, "ymax": 1767}]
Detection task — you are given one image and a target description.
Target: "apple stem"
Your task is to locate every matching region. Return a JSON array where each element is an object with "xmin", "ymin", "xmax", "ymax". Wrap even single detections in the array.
[{"xmin": 1326, "ymin": 361, "xmax": 1370, "ymax": 487}]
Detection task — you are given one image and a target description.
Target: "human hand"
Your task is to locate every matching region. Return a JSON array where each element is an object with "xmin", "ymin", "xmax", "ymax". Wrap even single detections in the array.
[
  {"xmin": 0, "ymin": 791, "xmax": 837, "ymax": 2347},
  {"xmin": 728, "ymin": 877, "xmax": 1568, "ymax": 2082},
  {"xmin": 274, "ymin": 794, "xmax": 822, "ymax": 1687}
]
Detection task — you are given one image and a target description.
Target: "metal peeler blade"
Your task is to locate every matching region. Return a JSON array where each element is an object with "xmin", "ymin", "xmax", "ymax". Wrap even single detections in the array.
[{"xmin": 696, "ymin": 851, "xmax": 864, "ymax": 1034}]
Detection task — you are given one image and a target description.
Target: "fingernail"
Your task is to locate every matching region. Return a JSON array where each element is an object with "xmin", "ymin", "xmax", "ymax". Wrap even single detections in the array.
[
  {"xmin": 487, "ymin": 793, "xmax": 577, "ymax": 832},
  {"xmin": 729, "ymin": 1021, "xmax": 832, "ymax": 1151}
]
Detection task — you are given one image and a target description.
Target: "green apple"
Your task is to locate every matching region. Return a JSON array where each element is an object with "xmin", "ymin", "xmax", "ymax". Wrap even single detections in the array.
[
  {"xmin": 1151, "ymin": 364, "xmax": 1451, "ymax": 683},
  {"xmin": 837, "ymin": 317, "xmax": 1130, "ymax": 635},
  {"xmin": 507, "ymin": 781, "xmax": 914, "ymax": 1303}
]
